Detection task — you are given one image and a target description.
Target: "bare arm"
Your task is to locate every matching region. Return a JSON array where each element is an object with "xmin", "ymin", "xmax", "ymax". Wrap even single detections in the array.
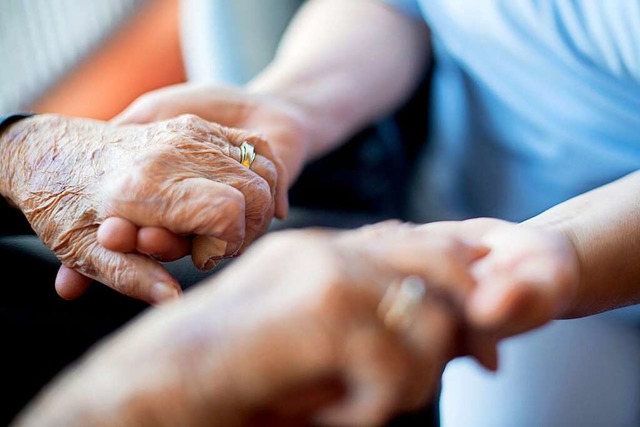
[
  {"xmin": 248, "ymin": 0, "xmax": 431, "ymax": 161},
  {"xmin": 526, "ymin": 170, "xmax": 640, "ymax": 318},
  {"xmin": 419, "ymin": 172, "xmax": 640, "ymax": 337}
]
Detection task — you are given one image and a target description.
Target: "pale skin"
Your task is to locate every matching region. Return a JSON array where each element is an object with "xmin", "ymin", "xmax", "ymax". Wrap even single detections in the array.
[
  {"xmin": 0, "ymin": 114, "xmax": 285, "ymax": 304},
  {"xmin": 81, "ymin": 0, "xmax": 640, "ymax": 334},
  {"xmin": 12, "ymin": 224, "xmax": 494, "ymax": 427}
]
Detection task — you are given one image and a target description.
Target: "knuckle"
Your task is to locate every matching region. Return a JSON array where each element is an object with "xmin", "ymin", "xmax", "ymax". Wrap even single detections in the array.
[
  {"xmin": 261, "ymin": 159, "xmax": 278, "ymax": 187},
  {"xmin": 244, "ymin": 178, "xmax": 272, "ymax": 212},
  {"xmin": 174, "ymin": 113, "xmax": 203, "ymax": 126},
  {"xmin": 210, "ymin": 193, "xmax": 246, "ymax": 238},
  {"xmin": 219, "ymin": 190, "xmax": 246, "ymax": 217},
  {"xmin": 108, "ymin": 155, "xmax": 166, "ymax": 196},
  {"xmin": 104, "ymin": 258, "xmax": 137, "ymax": 296}
]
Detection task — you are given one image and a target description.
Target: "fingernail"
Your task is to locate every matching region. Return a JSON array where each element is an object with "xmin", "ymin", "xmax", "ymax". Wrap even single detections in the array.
[
  {"xmin": 150, "ymin": 282, "xmax": 180, "ymax": 305},
  {"xmin": 193, "ymin": 236, "xmax": 227, "ymax": 260},
  {"xmin": 203, "ymin": 256, "xmax": 223, "ymax": 271},
  {"xmin": 225, "ymin": 239, "xmax": 243, "ymax": 257}
]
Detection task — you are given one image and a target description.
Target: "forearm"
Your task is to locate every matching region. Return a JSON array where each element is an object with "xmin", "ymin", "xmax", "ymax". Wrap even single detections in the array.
[
  {"xmin": 248, "ymin": 0, "xmax": 430, "ymax": 160},
  {"xmin": 0, "ymin": 114, "xmax": 38, "ymax": 235},
  {"xmin": 0, "ymin": 114, "xmax": 35, "ymax": 201},
  {"xmin": 525, "ymin": 171, "xmax": 640, "ymax": 318}
]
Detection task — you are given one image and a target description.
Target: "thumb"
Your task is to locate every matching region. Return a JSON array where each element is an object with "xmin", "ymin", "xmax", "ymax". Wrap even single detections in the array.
[
  {"xmin": 55, "ymin": 266, "xmax": 93, "ymax": 300},
  {"xmin": 84, "ymin": 245, "xmax": 182, "ymax": 305}
]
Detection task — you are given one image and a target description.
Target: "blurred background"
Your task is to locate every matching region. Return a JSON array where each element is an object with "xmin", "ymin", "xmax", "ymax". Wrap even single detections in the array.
[{"xmin": 0, "ymin": 0, "xmax": 302, "ymax": 119}]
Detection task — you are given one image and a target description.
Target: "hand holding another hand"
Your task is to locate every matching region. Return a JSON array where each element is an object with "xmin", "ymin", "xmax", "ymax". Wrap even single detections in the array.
[
  {"xmin": 15, "ymin": 223, "xmax": 491, "ymax": 427},
  {"xmin": 1, "ymin": 114, "xmax": 280, "ymax": 304},
  {"xmin": 422, "ymin": 218, "xmax": 580, "ymax": 339}
]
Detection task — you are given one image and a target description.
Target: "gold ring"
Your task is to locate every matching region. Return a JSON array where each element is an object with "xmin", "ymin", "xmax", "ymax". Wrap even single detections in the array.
[
  {"xmin": 240, "ymin": 141, "xmax": 256, "ymax": 168},
  {"xmin": 378, "ymin": 275, "xmax": 426, "ymax": 331}
]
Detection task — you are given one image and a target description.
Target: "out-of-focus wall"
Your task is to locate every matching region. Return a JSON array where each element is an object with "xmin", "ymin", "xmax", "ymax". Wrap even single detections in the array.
[
  {"xmin": 0, "ymin": 0, "xmax": 142, "ymax": 115},
  {"xmin": 0, "ymin": 0, "xmax": 186, "ymax": 120},
  {"xmin": 181, "ymin": 0, "xmax": 304, "ymax": 85}
]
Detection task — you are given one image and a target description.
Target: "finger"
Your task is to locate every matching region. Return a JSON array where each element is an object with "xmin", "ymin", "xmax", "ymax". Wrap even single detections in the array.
[
  {"xmin": 137, "ymin": 227, "xmax": 191, "ymax": 262},
  {"xmin": 200, "ymin": 128, "xmax": 279, "ymax": 232},
  {"xmin": 468, "ymin": 275, "xmax": 556, "ymax": 337},
  {"xmin": 107, "ymin": 177, "xmax": 247, "ymax": 261},
  {"xmin": 97, "ymin": 217, "xmax": 139, "ymax": 253},
  {"xmin": 55, "ymin": 266, "xmax": 92, "ymax": 300},
  {"xmin": 185, "ymin": 153, "xmax": 274, "ymax": 255},
  {"xmin": 225, "ymin": 129, "xmax": 289, "ymax": 219},
  {"xmin": 467, "ymin": 244, "xmax": 576, "ymax": 336},
  {"xmin": 79, "ymin": 245, "xmax": 182, "ymax": 305},
  {"xmin": 98, "ymin": 218, "xmax": 190, "ymax": 262},
  {"xmin": 236, "ymin": 132, "xmax": 288, "ymax": 220},
  {"xmin": 190, "ymin": 121, "xmax": 286, "ymax": 220},
  {"xmin": 462, "ymin": 330, "xmax": 500, "ymax": 372},
  {"xmin": 393, "ymin": 300, "xmax": 458, "ymax": 410},
  {"xmin": 155, "ymin": 119, "xmax": 276, "ymax": 253},
  {"xmin": 347, "ymin": 233, "xmax": 486, "ymax": 305},
  {"xmin": 172, "ymin": 117, "xmax": 279, "ymax": 205},
  {"xmin": 192, "ymin": 235, "xmax": 230, "ymax": 271}
]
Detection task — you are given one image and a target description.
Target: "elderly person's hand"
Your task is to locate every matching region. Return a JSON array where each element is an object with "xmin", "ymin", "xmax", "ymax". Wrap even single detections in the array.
[
  {"xmin": 421, "ymin": 218, "xmax": 580, "ymax": 339},
  {"xmin": 13, "ymin": 223, "xmax": 492, "ymax": 427},
  {"xmin": 0, "ymin": 114, "xmax": 278, "ymax": 304},
  {"xmin": 112, "ymin": 83, "xmax": 314, "ymax": 213},
  {"xmin": 57, "ymin": 83, "xmax": 304, "ymax": 299}
]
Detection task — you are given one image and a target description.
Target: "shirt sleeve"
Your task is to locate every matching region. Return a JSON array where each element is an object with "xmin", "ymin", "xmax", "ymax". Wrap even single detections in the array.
[{"xmin": 380, "ymin": 0, "xmax": 423, "ymax": 18}]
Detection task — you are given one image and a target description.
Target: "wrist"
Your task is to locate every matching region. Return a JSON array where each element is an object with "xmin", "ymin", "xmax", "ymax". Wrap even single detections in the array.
[
  {"xmin": 0, "ymin": 114, "xmax": 39, "ymax": 203},
  {"xmin": 240, "ymin": 87, "xmax": 315, "ymax": 187},
  {"xmin": 247, "ymin": 66, "xmax": 355, "ymax": 164},
  {"xmin": 520, "ymin": 217, "xmax": 583, "ymax": 319}
]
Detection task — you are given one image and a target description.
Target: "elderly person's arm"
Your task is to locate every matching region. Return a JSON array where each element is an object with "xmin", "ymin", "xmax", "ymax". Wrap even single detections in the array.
[
  {"xmin": 11, "ymin": 223, "xmax": 489, "ymax": 427},
  {"xmin": 0, "ymin": 114, "xmax": 278, "ymax": 303}
]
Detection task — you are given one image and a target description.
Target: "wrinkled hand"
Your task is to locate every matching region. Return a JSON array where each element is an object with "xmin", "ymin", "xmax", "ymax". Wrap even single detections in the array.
[
  {"xmin": 58, "ymin": 83, "xmax": 311, "ymax": 300},
  {"xmin": 113, "ymin": 82, "xmax": 313, "ymax": 213},
  {"xmin": 15, "ymin": 223, "xmax": 492, "ymax": 427},
  {"xmin": 0, "ymin": 114, "xmax": 278, "ymax": 303},
  {"xmin": 422, "ymin": 218, "xmax": 580, "ymax": 338}
]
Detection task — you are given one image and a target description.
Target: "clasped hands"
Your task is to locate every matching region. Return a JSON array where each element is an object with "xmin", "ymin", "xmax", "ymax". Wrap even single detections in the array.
[
  {"xmin": 5, "ymin": 84, "xmax": 580, "ymax": 426},
  {"xmin": 16, "ymin": 219, "xmax": 579, "ymax": 427},
  {"xmin": 2, "ymin": 112, "xmax": 287, "ymax": 303}
]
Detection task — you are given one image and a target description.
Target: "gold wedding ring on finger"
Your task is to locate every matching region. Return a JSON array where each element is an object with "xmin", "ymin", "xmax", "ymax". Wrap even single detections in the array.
[
  {"xmin": 240, "ymin": 141, "xmax": 256, "ymax": 168},
  {"xmin": 378, "ymin": 275, "xmax": 427, "ymax": 331}
]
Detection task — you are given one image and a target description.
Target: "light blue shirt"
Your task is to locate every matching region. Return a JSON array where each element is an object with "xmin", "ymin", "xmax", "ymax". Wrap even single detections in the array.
[{"xmin": 385, "ymin": 0, "xmax": 640, "ymax": 222}]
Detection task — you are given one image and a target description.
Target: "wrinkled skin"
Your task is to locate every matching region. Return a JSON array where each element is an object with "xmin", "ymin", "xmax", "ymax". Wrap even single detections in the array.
[
  {"xmin": 0, "ymin": 114, "xmax": 279, "ymax": 303},
  {"xmin": 113, "ymin": 83, "xmax": 312, "ymax": 195},
  {"xmin": 14, "ymin": 223, "xmax": 492, "ymax": 427},
  {"xmin": 56, "ymin": 83, "xmax": 304, "ymax": 299}
]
